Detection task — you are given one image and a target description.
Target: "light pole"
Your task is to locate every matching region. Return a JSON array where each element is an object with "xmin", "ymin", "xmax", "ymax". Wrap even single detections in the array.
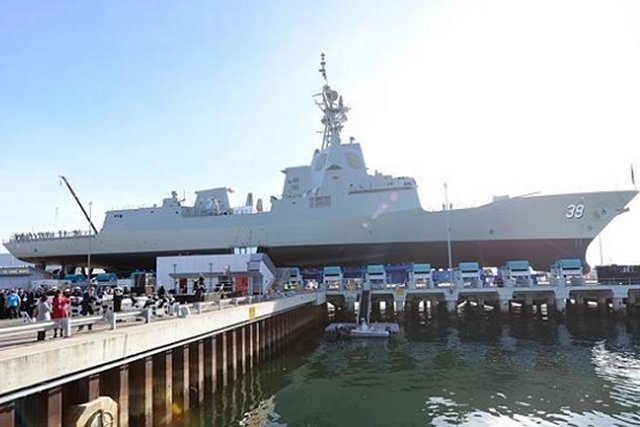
[
  {"xmin": 598, "ymin": 235, "xmax": 604, "ymax": 266},
  {"xmin": 87, "ymin": 201, "xmax": 92, "ymax": 283},
  {"xmin": 209, "ymin": 262, "xmax": 213, "ymax": 292},
  {"xmin": 444, "ymin": 183, "xmax": 453, "ymax": 283}
]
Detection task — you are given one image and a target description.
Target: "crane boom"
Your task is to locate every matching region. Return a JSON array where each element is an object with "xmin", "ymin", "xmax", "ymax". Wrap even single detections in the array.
[{"xmin": 59, "ymin": 175, "xmax": 98, "ymax": 234}]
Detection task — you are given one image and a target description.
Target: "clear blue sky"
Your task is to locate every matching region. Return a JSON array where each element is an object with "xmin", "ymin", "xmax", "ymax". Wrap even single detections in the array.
[{"xmin": 1, "ymin": 0, "xmax": 639, "ymax": 266}]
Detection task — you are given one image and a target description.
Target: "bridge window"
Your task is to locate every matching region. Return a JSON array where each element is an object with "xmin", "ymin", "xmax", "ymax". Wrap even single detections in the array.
[
  {"xmin": 234, "ymin": 246, "xmax": 258, "ymax": 254},
  {"xmin": 309, "ymin": 196, "xmax": 331, "ymax": 208}
]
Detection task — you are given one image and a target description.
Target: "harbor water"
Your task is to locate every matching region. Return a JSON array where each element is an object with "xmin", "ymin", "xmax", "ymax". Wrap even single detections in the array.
[{"xmin": 188, "ymin": 316, "xmax": 640, "ymax": 426}]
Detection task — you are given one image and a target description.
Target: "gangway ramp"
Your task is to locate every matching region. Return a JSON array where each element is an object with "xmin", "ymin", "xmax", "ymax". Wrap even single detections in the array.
[
  {"xmin": 358, "ymin": 265, "xmax": 383, "ymax": 323},
  {"xmin": 357, "ymin": 289, "xmax": 371, "ymax": 324}
]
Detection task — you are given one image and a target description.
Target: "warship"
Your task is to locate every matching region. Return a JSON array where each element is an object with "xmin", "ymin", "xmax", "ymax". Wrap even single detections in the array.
[{"xmin": 4, "ymin": 55, "xmax": 637, "ymax": 273}]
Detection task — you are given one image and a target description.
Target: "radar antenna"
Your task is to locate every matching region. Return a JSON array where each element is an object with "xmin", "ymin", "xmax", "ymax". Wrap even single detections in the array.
[
  {"xmin": 319, "ymin": 53, "xmax": 327, "ymax": 82},
  {"xmin": 313, "ymin": 53, "xmax": 350, "ymax": 150}
]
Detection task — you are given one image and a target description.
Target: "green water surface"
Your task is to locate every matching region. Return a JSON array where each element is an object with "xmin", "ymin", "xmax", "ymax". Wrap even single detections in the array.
[{"xmin": 191, "ymin": 317, "xmax": 640, "ymax": 426}]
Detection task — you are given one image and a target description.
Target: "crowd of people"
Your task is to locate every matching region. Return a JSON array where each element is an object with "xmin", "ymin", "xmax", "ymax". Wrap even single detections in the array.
[
  {"xmin": 0, "ymin": 288, "xmax": 38, "ymax": 319},
  {"xmin": 1, "ymin": 284, "xmax": 178, "ymax": 340},
  {"xmin": 0, "ymin": 287, "xmax": 73, "ymax": 340}
]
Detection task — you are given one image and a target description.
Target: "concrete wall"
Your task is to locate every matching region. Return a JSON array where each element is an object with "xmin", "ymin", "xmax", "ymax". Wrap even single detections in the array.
[
  {"xmin": 0, "ymin": 293, "xmax": 327, "ymax": 426},
  {"xmin": 0, "ymin": 293, "xmax": 322, "ymax": 396}
]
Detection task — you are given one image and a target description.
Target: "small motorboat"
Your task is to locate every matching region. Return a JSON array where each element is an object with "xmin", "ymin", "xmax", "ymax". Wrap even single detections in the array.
[
  {"xmin": 349, "ymin": 320, "xmax": 390, "ymax": 338},
  {"xmin": 324, "ymin": 321, "xmax": 399, "ymax": 338}
]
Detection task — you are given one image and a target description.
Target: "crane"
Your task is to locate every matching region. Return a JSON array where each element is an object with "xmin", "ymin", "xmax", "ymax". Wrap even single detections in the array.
[{"xmin": 59, "ymin": 175, "xmax": 98, "ymax": 234}]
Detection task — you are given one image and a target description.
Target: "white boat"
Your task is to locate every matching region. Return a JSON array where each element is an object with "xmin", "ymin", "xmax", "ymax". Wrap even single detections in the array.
[
  {"xmin": 325, "ymin": 321, "xmax": 399, "ymax": 338},
  {"xmin": 4, "ymin": 54, "xmax": 637, "ymax": 273},
  {"xmin": 349, "ymin": 321, "xmax": 391, "ymax": 338}
]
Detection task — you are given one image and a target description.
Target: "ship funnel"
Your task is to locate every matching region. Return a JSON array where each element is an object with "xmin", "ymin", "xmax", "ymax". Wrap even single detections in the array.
[
  {"xmin": 246, "ymin": 192, "xmax": 253, "ymax": 207},
  {"xmin": 256, "ymin": 198, "xmax": 263, "ymax": 212}
]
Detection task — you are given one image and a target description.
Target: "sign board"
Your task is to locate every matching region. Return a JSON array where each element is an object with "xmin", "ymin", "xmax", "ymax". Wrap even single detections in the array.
[{"xmin": 0, "ymin": 268, "xmax": 30, "ymax": 276}]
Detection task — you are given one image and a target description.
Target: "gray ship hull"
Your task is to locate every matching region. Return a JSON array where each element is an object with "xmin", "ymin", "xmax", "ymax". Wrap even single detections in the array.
[
  {"xmin": 1, "ymin": 238, "xmax": 590, "ymax": 272},
  {"xmin": 4, "ymin": 190, "xmax": 636, "ymax": 272}
]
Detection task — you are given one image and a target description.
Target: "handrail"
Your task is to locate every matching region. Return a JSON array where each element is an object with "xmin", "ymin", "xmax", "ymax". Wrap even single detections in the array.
[{"xmin": 0, "ymin": 320, "xmax": 59, "ymax": 337}]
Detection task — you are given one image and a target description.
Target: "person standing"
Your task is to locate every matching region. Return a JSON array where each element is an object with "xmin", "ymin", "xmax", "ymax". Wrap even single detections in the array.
[
  {"xmin": 78, "ymin": 286, "xmax": 97, "ymax": 331},
  {"xmin": 26, "ymin": 290, "xmax": 36, "ymax": 318},
  {"xmin": 113, "ymin": 288, "xmax": 123, "ymax": 313},
  {"xmin": 0, "ymin": 290, "xmax": 6, "ymax": 319},
  {"xmin": 51, "ymin": 290, "xmax": 69, "ymax": 338},
  {"xmin": 6, "ymin": 289, "xmax": 20, "ymax": 319},
  {"xmin": 18, "ymin": 289, "xmax": 28, "ymax": 314},
  {"xmin": 35, "ymin": 294, "xmax": 52, "ymax": 341},
  {"xmin": 194, "ymin": 281, "xmax": 204, "ymax": 302}
]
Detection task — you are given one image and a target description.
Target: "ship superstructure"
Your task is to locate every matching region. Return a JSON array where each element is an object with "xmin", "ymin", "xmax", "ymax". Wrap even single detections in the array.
[{"xmin": 4, "ymin": 55, "xmax": 637, "ymax": 273}]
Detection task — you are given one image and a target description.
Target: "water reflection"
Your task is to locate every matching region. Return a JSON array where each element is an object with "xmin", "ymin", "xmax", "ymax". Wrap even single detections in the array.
[{"xmin": 190, "ymin": 318, "xmax": 640, "ymax": 426}]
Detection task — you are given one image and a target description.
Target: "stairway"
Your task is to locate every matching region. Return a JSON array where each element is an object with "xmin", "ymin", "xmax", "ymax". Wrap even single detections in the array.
[{"xmin": 357, "ymin": 289, "xmax": 371, "ymax": 324}]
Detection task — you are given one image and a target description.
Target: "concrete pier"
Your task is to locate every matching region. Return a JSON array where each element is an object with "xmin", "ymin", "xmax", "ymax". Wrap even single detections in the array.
[
  {"xmin": 328, "ymin": 282, "xmax": 640, "ymax": 322},
  {"xmin": 101, "ymin": 365, "xmax": 128, "ymax": 426},
  {"xmin": 129, "ymin": 356, "xmax": 153, "ymax": 426},
  {"xmin": 173, "ymin": 344, "xmax": 190, "ymax": 416},
  {"xmin": 0, "ymin": 293, "xmax": 326, "ymax": 426},
  {"xmin": 152, "ymin": 350, "xmax": 173, "ymax": 425}
]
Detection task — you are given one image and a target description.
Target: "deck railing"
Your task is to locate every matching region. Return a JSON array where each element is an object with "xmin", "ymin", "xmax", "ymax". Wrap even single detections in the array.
[{"xmin": 9, "ymin": 230, "xmax": 92, "ymax": 242}]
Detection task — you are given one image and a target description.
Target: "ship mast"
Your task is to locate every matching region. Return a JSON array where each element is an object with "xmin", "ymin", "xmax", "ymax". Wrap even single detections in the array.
[{"xmin": 314, "ymin": 53, "xmax": 350, "ymax": 150}]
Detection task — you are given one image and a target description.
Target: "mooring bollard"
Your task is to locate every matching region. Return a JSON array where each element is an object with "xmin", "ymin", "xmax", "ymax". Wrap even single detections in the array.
[
  {"xmin": 178, "ymin": 305, "xmax": 191, "ymax": 318},
  {"xmin": 168, "ymin": 302, "xmax": 177, "ymax": 316}
]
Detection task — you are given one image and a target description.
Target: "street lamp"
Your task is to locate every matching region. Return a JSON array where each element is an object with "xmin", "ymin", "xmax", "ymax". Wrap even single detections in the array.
[
  {"xmin": 87, "ymin": 201, "xmax": 92, "ymax": 283},
  {"xmin": 444, "ymin": 183, "xmax": 453, "ymax": 283}
]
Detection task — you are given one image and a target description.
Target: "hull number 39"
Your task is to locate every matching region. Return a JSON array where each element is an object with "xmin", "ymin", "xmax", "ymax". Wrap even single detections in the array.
[{"xmin": 566, "ymin": 204, "xmax": 585, "ymax": 219}]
